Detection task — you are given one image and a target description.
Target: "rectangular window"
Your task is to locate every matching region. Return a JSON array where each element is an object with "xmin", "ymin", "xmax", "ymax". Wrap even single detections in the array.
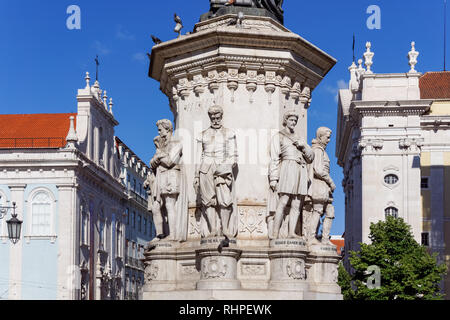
[
  {"xmin": 421, "ymin": 177, "xmax": 429, "ymax": 190},
  {"xmin": 126, "ymin": 208, "xmax": 130, "ymax": 225},
  {"xmin": 99, "ymin": 221, "xmax": 105, "ymax": 251},
  {"xmin": 132, "ymin": 212, "xmax": 136, "ymax": 228},
  {"xmin": 421, "ymin": 233, "xmax": 429, "ymax": 247},
  {"xmin": 31, "ymin": 202, "xmax": 52, "ymax": 236},
  {"xmin": 143, "ymin": 218, "xmax": 147, "ymax": 235}
]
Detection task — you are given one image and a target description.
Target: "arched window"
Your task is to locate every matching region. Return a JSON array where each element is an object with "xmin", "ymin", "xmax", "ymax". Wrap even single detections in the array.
[
  {"xmin": 385, "ymin": 207, "xmax": 399, "ymax": 219},
  {"xmin": 31, "ymin": 191, "xmax": 53, "ymax": 236}
]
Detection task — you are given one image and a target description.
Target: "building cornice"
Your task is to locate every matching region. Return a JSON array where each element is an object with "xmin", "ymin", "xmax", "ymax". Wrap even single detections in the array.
[{"xmin": 350, "ymin": 99, "xmax": 432, "ymax": 117}]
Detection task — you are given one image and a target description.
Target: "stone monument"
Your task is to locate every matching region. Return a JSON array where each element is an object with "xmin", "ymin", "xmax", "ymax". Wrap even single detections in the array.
[{"xmin": 143, "ymin": 0, "xmax": 342, "ymax": 300}]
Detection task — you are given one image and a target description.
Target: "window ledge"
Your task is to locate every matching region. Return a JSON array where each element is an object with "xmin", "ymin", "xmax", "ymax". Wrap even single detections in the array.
[{"xmin": 24, "ymin": 235, "xmax": 58, "ymax": 243}]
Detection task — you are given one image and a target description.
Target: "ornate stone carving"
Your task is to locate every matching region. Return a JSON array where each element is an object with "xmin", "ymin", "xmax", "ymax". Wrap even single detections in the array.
[
  {"xmin": 364, "ymin": 42, "xmax": 374, "ymax": 74},
  {"xmin": 399, "ymin": 138, "xmax": 423, "ymax": 152},
  {"xmin": 408, "ymin": 41, "xmax": 419, "ymax": 73},
  {"xmin": 188, "ymin": 208, "xmax": 202, "ymax": 238},
  {"xmin": 145, "ymin": 262, "xmax": 159, "ymax": 281},
  {"xmin": 181, "ymin": 264, "xmax": 198, "ymax": 275},
  {"xmin": 202, "ymin": 258, "xmax": 228, "ymax": 279},
  {"xmin": 241, "ymin": 263, "xmax": 266, "ymax": 276},
  {"xmin": 286, "ymin": 260, "xmax": 306, "ymax": 280},
  {"xmin": 359, "ymin": 138, "xmax": 383, "ymax": 152},
  {"xmin": 238, "ymin": 206, "xmax": 266, "ymax": 236}
]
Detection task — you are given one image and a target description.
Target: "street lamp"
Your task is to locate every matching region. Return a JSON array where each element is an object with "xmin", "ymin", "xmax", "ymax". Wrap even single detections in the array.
[{"xmin": 0, "ymin": 202, "xmax": 23, "ymax": 244}]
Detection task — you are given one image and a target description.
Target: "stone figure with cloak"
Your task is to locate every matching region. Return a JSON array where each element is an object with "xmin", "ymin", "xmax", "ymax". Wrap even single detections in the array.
[
  {"xmin": 306, "ymin": 127, "xmax": 336, "ymax": 245},
  {"xmin": 144, "ymin": 119, "xmax": 188, "ymax": 242},
  {"xmin": 267, "ymin": 110, "xmax": 314, "ymax": 239},
  {"xmin": 194, "ymin": 105, "xmax": 239, "ymax": 239}
]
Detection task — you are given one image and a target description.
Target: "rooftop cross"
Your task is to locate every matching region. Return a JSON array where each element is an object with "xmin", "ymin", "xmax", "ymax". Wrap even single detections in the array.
[{"xmin": 95, "ymin": 55, "xmax": 100, "ymax": 81}]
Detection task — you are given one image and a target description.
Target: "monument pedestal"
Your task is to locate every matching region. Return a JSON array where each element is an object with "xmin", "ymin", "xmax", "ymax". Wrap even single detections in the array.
[
  {"xmin": 143, "ymin": 241, "xmax": 180, "ymax": 292},
  {"xmin": 196, "ymin": 237, "xmax": 242, "ymax": 290},
  {"xmin": 268, "ymin": 239, "xmax": 309, "ymax": 292},
  {"xmin": 305, "ymin": 243, "xmax": 343, "ymax": 300},
  {"xmin": 143, "ymin": 4, "xmax": 340, "ymax": 300}
]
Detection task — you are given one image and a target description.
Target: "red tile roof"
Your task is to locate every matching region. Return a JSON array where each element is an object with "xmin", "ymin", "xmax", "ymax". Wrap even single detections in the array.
[
  {"xmin": 331, "ymin": 239, "xmax": 345, "ymax": 255},
  {"xmin": 420, "ymin": 72, "xmax": 450, "ymax": 99},
  {"xmin": 0, "ymin": 113, "xmax": 77, "ymax": 149}
]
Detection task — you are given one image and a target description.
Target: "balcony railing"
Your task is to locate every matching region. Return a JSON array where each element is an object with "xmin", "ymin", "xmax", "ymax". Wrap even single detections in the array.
[
  {"xmin": 0, "ymin": 137, "xmax": 66, "ymax": 149},
  {"xmin": 125, "ymin": 256, "xmax": 145, "ymax": 270},
  {"xmin": 128, "ymin": 190, "xmax": 148, "ymax": 207}
]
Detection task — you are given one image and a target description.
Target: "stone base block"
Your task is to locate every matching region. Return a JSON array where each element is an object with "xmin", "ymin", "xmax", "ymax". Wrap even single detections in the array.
[
  {"xmin": 268, "ymin": 239, "xmax": 309, "ymax": 291},
  {"xmin": 196, "ymin": 237, "xmax": 242, "ymax": 291},
  {"xmin": 144, "ymin": 289, "xmax": 342, "ymax": 300}
]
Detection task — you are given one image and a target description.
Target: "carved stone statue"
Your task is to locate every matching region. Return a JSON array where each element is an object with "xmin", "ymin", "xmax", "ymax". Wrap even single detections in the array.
[
  {"xmin": 306, "ymin": 127, "xmax": 336, "ymax": 245},
  {"xmin": 146, "ymin": 119, "xmax": 188, "ymax": 242},
  {"xmin": 194, "ymin": 105, "xmax": 239, "ymax": 238},
  {"xmin": 206, "ymin": 0, "xmax": 284, "ymax": 24},
  {"xmin": 267, "ymin": 111, "xmax": 314, "ymax": 239}
]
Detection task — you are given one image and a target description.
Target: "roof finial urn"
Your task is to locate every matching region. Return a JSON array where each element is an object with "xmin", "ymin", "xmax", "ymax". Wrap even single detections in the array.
[
  {"xmin": 408, "ymin": 41, "xmax": 419, "ymax": 73},
  {"xmin": 364, "ymin": 42, "xmax": 374, "ymax": 74}
]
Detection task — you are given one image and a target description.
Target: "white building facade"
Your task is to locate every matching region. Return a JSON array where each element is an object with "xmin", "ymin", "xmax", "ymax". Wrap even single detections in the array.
[
  {"xmin": 336, "ymin": 42, "xmax": 450, "ymax": 296},
  {"xmin": 0, "ymin": 74, "xmax": 154, "ymax": 300}
]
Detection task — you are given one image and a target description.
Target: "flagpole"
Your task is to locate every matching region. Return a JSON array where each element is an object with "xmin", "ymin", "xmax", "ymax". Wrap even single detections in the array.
[{"xmin": 445, "ymin": 0, "xmax": 447, "ymax": 71}]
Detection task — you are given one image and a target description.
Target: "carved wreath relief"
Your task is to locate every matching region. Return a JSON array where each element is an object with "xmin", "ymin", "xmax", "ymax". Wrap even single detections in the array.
[
  {"xmin": 145, "ymin": 263, "xmax": 159, "ymax": 282},
  {"xmin": 286, "ymin": 260, "xmax": 306, "ymax": 280},
  {"xmin": 202, "ymin": 258, "xmax": 228, "ymax": 279}
]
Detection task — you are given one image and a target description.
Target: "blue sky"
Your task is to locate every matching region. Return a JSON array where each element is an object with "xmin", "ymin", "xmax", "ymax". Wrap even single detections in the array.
[{"xmin": 0, "ymin": 0, "xmax": 448, "ymax": 236}]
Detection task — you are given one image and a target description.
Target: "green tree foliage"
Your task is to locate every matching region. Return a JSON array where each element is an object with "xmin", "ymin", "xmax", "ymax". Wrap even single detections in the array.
[{"xmin": 339, "ymin": 216, "xmax": 447, "ymax": 300}]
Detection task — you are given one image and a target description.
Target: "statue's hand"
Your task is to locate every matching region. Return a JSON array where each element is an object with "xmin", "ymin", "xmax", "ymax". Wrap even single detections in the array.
[
  {"xmin": 294, "ymin": 139, "xmax": 306, "ymax": 150},
  {"xmin": 270, "ymin": 181, "xmax": 278, "ymax": 192},
  {"xmin": 330, "ymin": 181, "xmax": 336, "ymax": 192},
  {"xmin": 194, "ymin": 177, "xmax": 200, "ymax": 190}
]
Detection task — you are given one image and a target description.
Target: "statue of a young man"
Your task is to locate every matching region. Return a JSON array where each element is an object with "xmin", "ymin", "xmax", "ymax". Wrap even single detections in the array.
[
  {"xmin": 148, "ymin": 119, "xmax": 188, "ymax": 242},
  {"xmin": 268, "ymin": 111, "xmax": 314, "ymax": 239},
  {"xmin": 194, "ymin": 105, "xmax": 239, "ymax": 238},
  {"xmin": 307, "ymin": 127, "xmax": 336, "ymax": 245}
]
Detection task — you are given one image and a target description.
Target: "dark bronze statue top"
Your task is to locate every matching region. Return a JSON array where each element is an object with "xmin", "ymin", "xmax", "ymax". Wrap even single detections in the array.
[{"xmin": 201, "ymin": 0, "xmax": 284, "ymax": 25}]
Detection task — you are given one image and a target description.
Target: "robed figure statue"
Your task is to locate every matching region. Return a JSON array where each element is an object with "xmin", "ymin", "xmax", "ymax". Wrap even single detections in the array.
[{"xmin": 145, "ymin": 119, "xmax": 189, "ymax": 242}]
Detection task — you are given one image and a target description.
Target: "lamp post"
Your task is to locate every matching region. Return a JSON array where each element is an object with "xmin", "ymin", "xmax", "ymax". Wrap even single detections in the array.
[{"xmin": 0, "ymin": 202, "xmax": 23, "ymax": 244}]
